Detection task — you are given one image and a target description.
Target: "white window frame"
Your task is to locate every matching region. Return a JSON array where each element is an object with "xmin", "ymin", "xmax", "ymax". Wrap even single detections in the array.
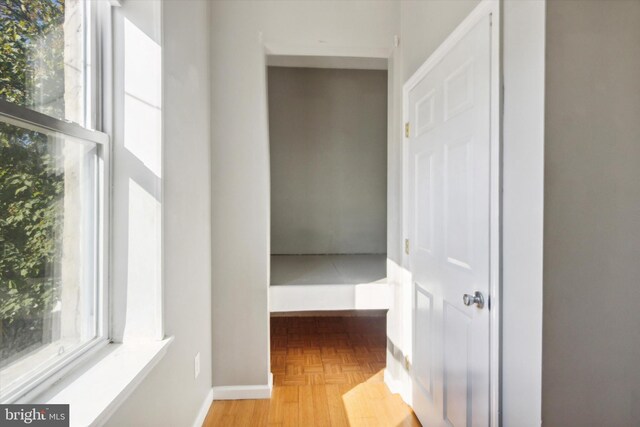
[{"xmin": 0, "ymin": 0, "xmax": 111, "ymax": 404}]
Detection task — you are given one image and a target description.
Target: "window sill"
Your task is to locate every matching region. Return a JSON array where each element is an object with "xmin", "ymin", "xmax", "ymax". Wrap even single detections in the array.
[{"xmin": 34, "ymin": 337, "xmax": 173, "ymax": 427}]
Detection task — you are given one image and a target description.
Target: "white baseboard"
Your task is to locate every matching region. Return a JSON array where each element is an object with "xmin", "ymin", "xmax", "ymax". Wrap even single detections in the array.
[
  {"xmin": 211, "ymin": 373, "xmax": 273, "ymax": 400},
  {"xmin": 192, "ymin": 388, "xmax": 214, "ymax": 427},
  {"xmin": 384, "ymin": 367, "xmax": 412, "ymax": 407},
  {"xmin": 384, "ymin": 368, "xmax": 403, "ymax": 395}
]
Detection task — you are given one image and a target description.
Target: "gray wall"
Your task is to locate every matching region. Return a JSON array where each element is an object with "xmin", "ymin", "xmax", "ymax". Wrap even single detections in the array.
[
  {"xmin": 401, "ymin": 0, "xmax": 479, "ymax": 81},
  {"xmin": 105, "ymin": 1, "xmax": 212, "ymax": 425},
  {"xmin": 543, "ymin": 1, "xmax": 640, "ymax": 425},
  {"xmin": 268, "ymin": 67, "xmax": 388, "ymax": 255}
]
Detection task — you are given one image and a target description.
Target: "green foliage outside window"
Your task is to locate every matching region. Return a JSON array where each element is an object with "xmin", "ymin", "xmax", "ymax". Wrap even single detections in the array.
[{"xmin": 0, "ymin": 0, "xmax": 66, "ymax": 365}]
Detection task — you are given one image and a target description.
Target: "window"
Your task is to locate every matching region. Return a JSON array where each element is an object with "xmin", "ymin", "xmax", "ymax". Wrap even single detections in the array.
[{"xmin": 0, "ymin": 0, "xmax": 108, "ymax": 402}]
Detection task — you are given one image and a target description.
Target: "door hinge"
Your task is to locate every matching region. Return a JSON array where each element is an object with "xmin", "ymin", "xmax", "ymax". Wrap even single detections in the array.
[
  {"xmin": 405, "ymin": 122, "xmax": 411, "ymax": 138},
  {"xmin": 405, "ymin": 238, "xmax": 410, "ymax": 255}
]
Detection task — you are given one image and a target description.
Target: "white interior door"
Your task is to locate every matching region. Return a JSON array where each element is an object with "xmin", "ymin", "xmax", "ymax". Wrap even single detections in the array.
[{"xmin": 407, "ymin": 13, "xmax": 493, "ymax": 427}]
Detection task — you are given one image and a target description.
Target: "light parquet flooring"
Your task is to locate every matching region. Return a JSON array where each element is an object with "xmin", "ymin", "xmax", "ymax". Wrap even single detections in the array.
[{"xmin": 203, "ymin": 316, "xmax": 420, "ymax": 427}]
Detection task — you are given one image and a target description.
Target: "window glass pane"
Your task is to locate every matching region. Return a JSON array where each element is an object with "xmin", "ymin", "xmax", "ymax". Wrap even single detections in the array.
[
  {"xmin": 0, "ymin": 118, "xmax": 98, "ymax": 399},
  {"xmin": 0, "ymin": 0, "xmax": 86, "ymax": 125}
]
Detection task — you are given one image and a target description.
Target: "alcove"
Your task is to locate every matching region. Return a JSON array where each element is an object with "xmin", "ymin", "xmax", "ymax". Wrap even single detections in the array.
[{"xmin": 267, "ymin": 59, "xmax": 390, "ymax": 312}]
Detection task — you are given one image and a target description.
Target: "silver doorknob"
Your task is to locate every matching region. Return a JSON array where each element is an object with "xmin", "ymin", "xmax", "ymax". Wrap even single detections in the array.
[{"xmin": 463, "ymin": 291, "xmax": 484, "ymax": 309}]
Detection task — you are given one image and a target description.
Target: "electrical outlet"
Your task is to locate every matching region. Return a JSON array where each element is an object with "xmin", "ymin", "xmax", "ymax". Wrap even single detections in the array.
[{"xmin": 194, "ymin": 352, "xmax": 200, "ymax": 379}]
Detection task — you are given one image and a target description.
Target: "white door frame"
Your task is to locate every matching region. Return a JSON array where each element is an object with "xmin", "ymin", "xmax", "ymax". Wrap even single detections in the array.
[{"xmin": 402, "ymin": 1, "xmax": 501, "ymax": 425}]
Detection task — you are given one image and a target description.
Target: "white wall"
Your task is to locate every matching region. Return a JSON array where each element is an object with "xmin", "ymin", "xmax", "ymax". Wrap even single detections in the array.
[
  {"xmin": 542, "ymin": 1, "xmax": 640, "ymax": 425},
  {"xmin": 210, "ymin": 0, "xmax": 398, "ymax": 389},
  {"xmin": 105, "ymin": 1, "xmax": 212, "ymax": 425},
  {"xmin": 110, "ymin": 0, "xmax": 163, "ymax": 344},
  {"xmin": 384, "ymin": 2, "xmax": 405, "ymax": 392},
  {"xmin": 268, "ymin": 67, "xmax": 388, "ymax": 255}
]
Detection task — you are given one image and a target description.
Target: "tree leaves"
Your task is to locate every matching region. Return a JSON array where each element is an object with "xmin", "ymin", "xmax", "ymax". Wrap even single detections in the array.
[
  {"xmin": 0, "ymin": 0, "xmax": 66, "ymax": 361},
  {"xmin": 0, "ymin": 0, "xmax": 65, "ymax": 117}
]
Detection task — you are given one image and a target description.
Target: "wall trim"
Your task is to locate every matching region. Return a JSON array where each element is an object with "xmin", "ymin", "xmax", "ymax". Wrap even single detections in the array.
[
  {"xmin": 211, "ymin": 373, "xmax": 273, "ymax": 401},
  {"xmin": 264, "ymin": 42, "xmax": 392, "ymax": 60},
  {"xmin": 383, "ymin": 357, "xmax": 412, "ymax": 407},
  {"xmin": 383, "ymin": 369, "xmax": 403, "ymax": 396},
  {"xmin": 192, "ymin": 388, "xmax": 213, "ymax": 427}
]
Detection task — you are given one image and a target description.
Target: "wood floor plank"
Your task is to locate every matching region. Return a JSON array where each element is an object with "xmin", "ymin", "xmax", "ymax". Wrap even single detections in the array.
[
  {"xmin": 312, "ymin": 384, "xmax": 332, "ymax": 427},
  {"xmin": 251, "ymin": 399, "xmax": 270, "ymax": 426},
  {"xmin": 325, "ymin": 384, "xmax": 350, "ymax": 427},
  {"xmin": 298, "ymin": 386, "xmax": 315, "ymax": 426},
  {"xmin": 233, "ymin": 400, "xmax": 256, "ymax": 426}
]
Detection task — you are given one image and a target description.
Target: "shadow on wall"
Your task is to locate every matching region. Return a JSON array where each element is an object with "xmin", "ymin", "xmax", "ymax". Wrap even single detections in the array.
[{"xmin": 111, "ymin": 10, "xmax": 163, "ymax": 343}]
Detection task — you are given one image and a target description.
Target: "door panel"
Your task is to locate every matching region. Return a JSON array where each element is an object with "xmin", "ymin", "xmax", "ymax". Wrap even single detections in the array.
[
  {"xmin": 415, "ymin": 151, "xmax": 435, "ymax": 253},
  {"xmin": 414, "ymin": 284, "xmax": 434, "ymax": 398},
  {"xmin": 408, "ymin": 13, "xmax": 492, "ymax": 427},
  {"xmin": 443, "ymin": 302, "xmax": 471, "ymax": 427},
  {"xmin": 444, "ymin": 138, "xmax": 473, "ymax": 270}
]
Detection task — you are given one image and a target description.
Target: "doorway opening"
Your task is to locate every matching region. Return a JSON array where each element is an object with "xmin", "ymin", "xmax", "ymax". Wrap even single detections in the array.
[
  {"xmin": 267, "ymin": 59, "xmax": 390, "ymax": 313},
  {"xmin": 263, "ymin": 56, "xmax": 405, "ymax": 418}
]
